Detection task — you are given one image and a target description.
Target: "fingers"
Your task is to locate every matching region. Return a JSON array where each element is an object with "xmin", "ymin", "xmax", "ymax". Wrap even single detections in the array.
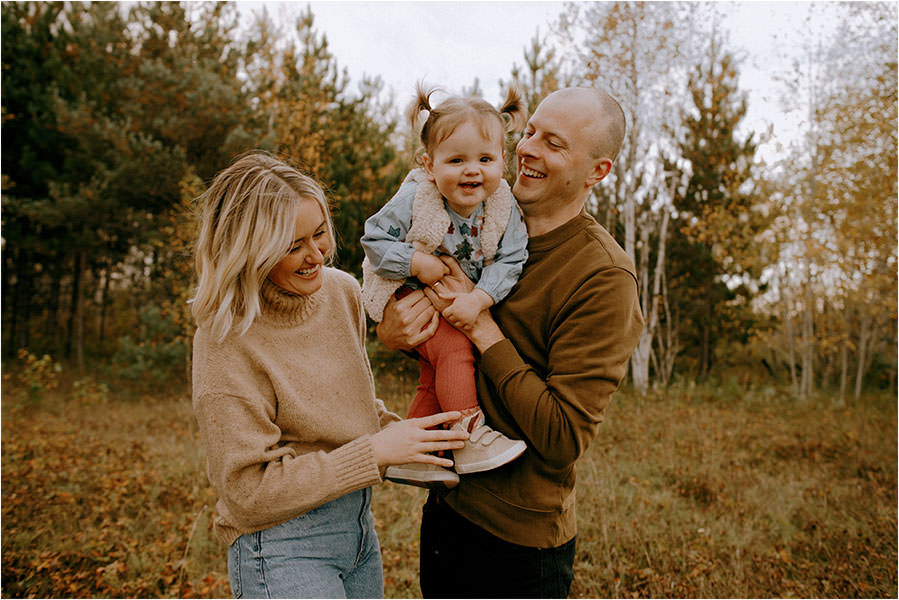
[
  {"xmin": 413, "ymin": 411, "xmax": 464, "ymax": 429},
  {"xmin": 395, "ymin": 289, "xmax": 429, "ymax": 314},
  {"xmin": 438, "ymin": 255, "xmax": 465, "ymax": 276},
  {"xmin": 423, "ymin": 286, "xmax": 452, "ymax": 312},
  {"xmin": 415, "ymin": 452, "xmax": 456, "ymax": 468},
  {"xmin": 414, "ymin": 312, "xmax": 440, "ymax": 343},
  {"xmin": 396, "ymin": 290, "xmax": 438, "ymax": 339},
  {"xmin": 431, "ymin": 280, "xmax": 459, "ymax": 301}
]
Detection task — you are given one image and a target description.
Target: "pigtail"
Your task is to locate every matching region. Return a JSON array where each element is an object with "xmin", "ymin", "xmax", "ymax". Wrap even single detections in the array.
[
  {"xmin": 499, "ymin": 83, "xmax": 527, "ymax": 135},
  {"xmin": 407, "ymin": 82, "xmax": 438, "ymax": 142}
]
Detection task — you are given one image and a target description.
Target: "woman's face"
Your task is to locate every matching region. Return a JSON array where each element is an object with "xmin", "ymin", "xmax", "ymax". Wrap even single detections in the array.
[{"xmin": 267, "ymin": 198, "xmax": 330, "ymax": 296}]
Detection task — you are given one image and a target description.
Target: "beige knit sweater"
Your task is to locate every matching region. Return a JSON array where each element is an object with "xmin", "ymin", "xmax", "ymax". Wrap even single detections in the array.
[{"xmin": 192, "ymin": 268, "xmax": 400, "ymax": 546}]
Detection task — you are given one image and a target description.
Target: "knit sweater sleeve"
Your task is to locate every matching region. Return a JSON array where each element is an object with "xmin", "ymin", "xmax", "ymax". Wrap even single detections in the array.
[
  {"xmin": 194, "ymin": 390, "xmax": 381, "ymax": 533},
  {"xmin": 479, "ymin": 265, "xmax": 643, "ymax": 469},
  {"xmin": 347, "ymin": 271, "xmax": 402, "ymax": 429}
]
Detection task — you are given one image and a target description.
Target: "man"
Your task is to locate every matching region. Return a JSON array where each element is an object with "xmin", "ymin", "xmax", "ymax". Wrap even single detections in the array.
[{"xmin": 377, "ymin": 87, "xmax": 644, "ymax": 598}]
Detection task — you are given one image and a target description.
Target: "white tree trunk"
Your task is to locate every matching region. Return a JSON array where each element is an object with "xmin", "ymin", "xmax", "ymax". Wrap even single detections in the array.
[
  {"xmin": 631, "ymin": 209, "xmax": 670, "ymax": 394},
  {"xmin": 854, "ymin": 312, "xmax": 872, "ymax": 399}
]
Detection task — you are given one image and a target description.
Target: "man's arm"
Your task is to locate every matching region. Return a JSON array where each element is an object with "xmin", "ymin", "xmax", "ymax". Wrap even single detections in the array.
[{"xmin": 477, "ymin": 267, "xmax": 643, "ymax": 469}]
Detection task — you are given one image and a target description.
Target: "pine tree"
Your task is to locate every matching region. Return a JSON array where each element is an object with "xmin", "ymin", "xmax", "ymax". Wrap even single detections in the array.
[
  {"xmin": 670, "ymin": 42, "xmax": 762, "ymax": 378},
  {"xmin": 261, "ymin": 7, "xmax": 402, "ymax": 274}
]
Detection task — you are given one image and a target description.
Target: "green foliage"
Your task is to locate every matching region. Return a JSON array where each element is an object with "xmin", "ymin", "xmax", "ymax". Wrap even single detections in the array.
[
  {"xmin": 670, "ymin": 44, "xmax": 764, "ymax": 378},
  {"xmin": 110, "ymin": 305, "xmax": 188, "ymax": 393},
  {"xmin": 258, "ymin": 7, "xmax": 403, "ymax": 275},
  {"xmin": 72, "ymin": 375, "xmax": 110, "ymax": 404}
]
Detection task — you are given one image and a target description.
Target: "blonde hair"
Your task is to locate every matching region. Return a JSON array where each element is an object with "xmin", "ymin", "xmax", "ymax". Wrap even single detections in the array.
[
  {"xmin": 407, "ymin": 82, "xmax": 526, "ymax": 163},
  {"xmin": 191, "ymin": 152, "xmax": 335, "ymax": 341}
]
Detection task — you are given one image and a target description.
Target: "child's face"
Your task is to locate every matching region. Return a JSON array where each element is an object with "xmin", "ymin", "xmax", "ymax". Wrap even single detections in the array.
[{"xmin": 423, "ymin": 120, "xmax": 505, "ymax": 218}]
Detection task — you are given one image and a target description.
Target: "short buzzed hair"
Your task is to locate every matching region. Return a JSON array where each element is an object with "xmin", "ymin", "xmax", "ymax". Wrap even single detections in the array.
[{"xmin": 591, "ymin": 89, "xmax": 626, "ymax": 162}]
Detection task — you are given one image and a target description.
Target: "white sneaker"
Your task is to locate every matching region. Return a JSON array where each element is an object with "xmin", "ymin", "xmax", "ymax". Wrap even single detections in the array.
[
  {"xmin": 385, "ymin": 462, "xmax": 460, "ymax": 489},
  {"xmin": 451, "ymin": 411, "xmax": 526, "ymax": 474}
]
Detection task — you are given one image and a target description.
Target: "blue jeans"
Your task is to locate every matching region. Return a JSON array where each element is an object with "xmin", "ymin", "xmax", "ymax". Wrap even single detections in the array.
[{"xmin": 228, "ymin": 488, "xmax": 383, "ymax": 598}]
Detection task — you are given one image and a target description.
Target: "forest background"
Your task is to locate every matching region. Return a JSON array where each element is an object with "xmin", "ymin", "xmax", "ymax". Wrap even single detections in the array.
[{"xmin": 1, "ymin": 1, "xmax": 896, "ymax": 598}]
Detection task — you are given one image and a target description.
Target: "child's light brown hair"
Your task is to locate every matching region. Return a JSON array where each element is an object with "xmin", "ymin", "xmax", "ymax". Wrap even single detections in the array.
[{"xmin": 407, "ymin": 82, "xmax": 527, "ymax": 164}]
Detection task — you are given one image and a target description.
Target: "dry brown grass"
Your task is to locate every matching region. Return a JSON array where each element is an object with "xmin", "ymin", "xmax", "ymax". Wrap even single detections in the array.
[{"xmin": 2, "ymin": 370, "xmax": 896, "ymax": 598}]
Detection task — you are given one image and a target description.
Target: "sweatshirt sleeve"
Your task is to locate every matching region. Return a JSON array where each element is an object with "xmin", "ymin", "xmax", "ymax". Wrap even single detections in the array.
[
  {"xmin": 478, "ymin": 266, "xmax": 643, "ymax": 469},
  {"xmin": 193, "ymin": 391, "xmax": 383, "ymax": 534}
]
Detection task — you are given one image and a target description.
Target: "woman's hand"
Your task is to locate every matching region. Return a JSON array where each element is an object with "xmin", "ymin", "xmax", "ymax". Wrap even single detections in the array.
[
  {"xmin": 371, "ymin": 412, "xmax": 469, "ymax": 468},
  {"xmin": 376, "ymin": 289, "xmax": 439, "ymax": 351}
]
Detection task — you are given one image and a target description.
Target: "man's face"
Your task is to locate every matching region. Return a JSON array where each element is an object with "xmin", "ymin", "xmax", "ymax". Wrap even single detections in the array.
[{"xmin": 512, "ymin": 91, "xmax": 604, "ymax": 215}]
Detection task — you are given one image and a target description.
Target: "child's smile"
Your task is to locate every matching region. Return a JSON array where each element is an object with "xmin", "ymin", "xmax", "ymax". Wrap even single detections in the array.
[{"xmin": 423, "ymin": 120, "xmax": 505, "ymax": 218}]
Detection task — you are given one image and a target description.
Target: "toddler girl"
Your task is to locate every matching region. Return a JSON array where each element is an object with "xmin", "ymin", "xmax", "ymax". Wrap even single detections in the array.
[{"xmin": 361, "ymin": 84, "xmax": 529, "ymax": 488}]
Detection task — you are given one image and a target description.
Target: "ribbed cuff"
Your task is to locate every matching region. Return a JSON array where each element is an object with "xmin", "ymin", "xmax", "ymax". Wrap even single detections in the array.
[
  {"xmin": 478, "ymin": 337, "xmax": 526, "ymax": 384},
  {"xmin": 331, "ymin": 435, "xmax": 382, "ymax": 490}
]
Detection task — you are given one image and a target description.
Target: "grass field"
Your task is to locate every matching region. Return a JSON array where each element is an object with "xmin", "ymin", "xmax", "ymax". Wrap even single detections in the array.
[{"xmin": 2, "ymin": 370, "xmax": 896, "ymax": 598}]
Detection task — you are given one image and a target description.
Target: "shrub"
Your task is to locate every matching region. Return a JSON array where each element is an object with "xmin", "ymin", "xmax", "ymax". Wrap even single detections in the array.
[
  {"xmin": 13, "ymin": 349, "xmax": 62, "ymax": 403},
  {"xmin": 109, "ymin": 305, "xmax": 188, "ymax": 393}
]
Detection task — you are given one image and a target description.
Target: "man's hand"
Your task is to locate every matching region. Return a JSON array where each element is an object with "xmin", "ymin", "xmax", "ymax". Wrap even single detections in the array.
[
  {"xmin": 376, "ymin": 289, "xmax": 440, "ymax": 351},
  {"xmin": 426, "ymin": 256, "xmax": 506, "ymax": 353}
]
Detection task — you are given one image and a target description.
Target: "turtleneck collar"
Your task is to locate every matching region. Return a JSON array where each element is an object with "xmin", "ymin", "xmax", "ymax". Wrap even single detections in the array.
[{"xmin": 259, "ymin": 277, "xmax": 322, "ymax": 327}]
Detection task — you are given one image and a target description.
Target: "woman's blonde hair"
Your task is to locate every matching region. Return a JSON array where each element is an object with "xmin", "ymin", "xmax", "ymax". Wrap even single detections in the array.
[
  {"xmin": 191, "ymin": 152, "xmax": 335, "ymax": 341},
  {"xmin": 407, "ymin": 82, "xmax": 526, "ymax": 164}
]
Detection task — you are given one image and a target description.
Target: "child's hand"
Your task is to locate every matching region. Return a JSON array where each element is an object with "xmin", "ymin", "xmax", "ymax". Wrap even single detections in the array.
[
  {"xmin": 443, "ymin": 289, "xmax": 494, "ymax": 331},
  {"xmin": 411, "ymin": 252, "xmax": 450, "ymax": 285}
]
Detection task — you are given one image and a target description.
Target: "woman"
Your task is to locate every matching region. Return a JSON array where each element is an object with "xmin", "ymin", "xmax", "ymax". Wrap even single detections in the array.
[{"xmin": 190, "ymin": 152, "xmax": 467, "ymax": 598}]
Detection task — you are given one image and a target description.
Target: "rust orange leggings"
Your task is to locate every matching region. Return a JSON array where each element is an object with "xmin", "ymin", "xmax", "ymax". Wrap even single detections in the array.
[{"xmin": 406, "ymin": 313, "xmax": 478, "ymax": 419}]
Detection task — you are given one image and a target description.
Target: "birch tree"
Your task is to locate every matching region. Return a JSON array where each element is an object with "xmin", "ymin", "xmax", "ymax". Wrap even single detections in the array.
[
  {"xmin": 555, "ymin": 1, "xmax": 706, "ymax": 391},
  {"xmin": 767, "ymin": 2, "xmax": 896, "ymax": 398}
]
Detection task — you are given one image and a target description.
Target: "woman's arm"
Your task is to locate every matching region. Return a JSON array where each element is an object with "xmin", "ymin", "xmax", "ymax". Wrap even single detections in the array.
[{"xmin": 195, "ymin": 392, "xmax": 465, "ymax": 533}]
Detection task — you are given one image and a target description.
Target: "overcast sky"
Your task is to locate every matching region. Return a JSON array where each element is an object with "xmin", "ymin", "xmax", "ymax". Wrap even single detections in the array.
[{"xmin": 236, "ymin": 1, "xmax": 834, "ymax": 158}]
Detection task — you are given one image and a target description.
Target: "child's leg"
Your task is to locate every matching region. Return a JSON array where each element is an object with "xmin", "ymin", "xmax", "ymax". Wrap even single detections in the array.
[
  {"xmin": 393, "ymin": 286, "xmax": 443, "ymax": 420},
  {"xmin": 407, "ymin": 358, "xmax": 441, "ymax": 419},
  {"xmin": 415, "ymin": 316, "xmax": 478, "ymax": 414}
]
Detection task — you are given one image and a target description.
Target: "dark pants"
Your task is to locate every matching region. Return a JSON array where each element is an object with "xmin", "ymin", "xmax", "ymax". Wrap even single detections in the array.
[{"xmin": 420, "ymin": 493, "xmax": 576, "ymax": 599}]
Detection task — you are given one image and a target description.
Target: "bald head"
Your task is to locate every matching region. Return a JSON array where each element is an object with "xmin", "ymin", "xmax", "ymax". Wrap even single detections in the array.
[{"xmin": 548, "ymin": 87, "xmax": 626, "ymax": 163}]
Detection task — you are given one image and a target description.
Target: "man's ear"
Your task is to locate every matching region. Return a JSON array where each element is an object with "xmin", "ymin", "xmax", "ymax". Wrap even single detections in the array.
[
  {"xmin": 587, "ymin": 158, "xmax": 613, "ymax": 186},
  {"xmin": 422, "ymin": 154, "xmax": 436, "ymax": 182}
]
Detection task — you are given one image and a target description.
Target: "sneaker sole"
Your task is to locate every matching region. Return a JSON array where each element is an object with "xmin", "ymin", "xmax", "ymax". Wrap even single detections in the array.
[
  {"xmin": 454, "ymin": 440, "xmax": 527, "ymax": 474},
  {"xmin": 385, "ymin": 467, "xmax": 460, "ymax": 489}
]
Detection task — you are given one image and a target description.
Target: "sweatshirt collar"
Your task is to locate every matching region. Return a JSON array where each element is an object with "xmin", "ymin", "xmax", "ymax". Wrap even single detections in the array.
[{"xmin": 527, "ymin": 209, "xmax": 593, "ymax": 254}]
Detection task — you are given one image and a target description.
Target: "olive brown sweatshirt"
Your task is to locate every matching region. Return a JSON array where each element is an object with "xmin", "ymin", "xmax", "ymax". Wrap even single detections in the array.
[
  {"xmin": 442, "ymin": 210, "xmax": 644, "ymax": 548},
  {"xmin": 192, "ymin": 269, "xmax": 400, "ymax": 546}
]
